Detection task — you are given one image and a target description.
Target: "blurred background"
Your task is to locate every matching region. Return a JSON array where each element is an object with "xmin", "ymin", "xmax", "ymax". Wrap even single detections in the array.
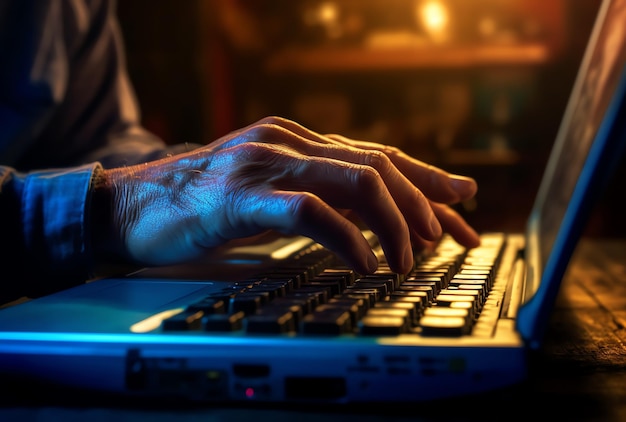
[{"xmin": 116, "ymin": 0, "xmax": 625, "ymax": 237}]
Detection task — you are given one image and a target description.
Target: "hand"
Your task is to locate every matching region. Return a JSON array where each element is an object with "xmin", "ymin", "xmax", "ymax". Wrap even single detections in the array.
[{"xmin": 95, "ymin": 116, "xmax": 479, "ymax": 276}]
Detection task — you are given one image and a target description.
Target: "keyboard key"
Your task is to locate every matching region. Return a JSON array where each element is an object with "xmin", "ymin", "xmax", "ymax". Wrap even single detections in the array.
[
  {"xmin": 296, "ymin": 286, "xmax": 331, "ymax": 305},
  {"xmin": 305, "ymin": 278, "xmax": 345, "ymax": 296},
  {"xmin": 285, "ymin": 291, "xmax": 325, "ymax": 311},
  {"xmin": 268, "ymin": 302, "xmax": 305, "ymax": 324},
  {"xmin": 419, "ymin": 315, "xmax": 467, "ymax": 337},
  {"xmin": 259, "ymin": 278, "xmax": 294, "ymax": 291},
  {"xmin": 389, "ymin": 291, "xmax": 428, "ymax": 308},
  {"xmin": 186, "ymin": 298, "xmax": 226, "ymax": 314},
  {"xmin": 357, "ymin": 276, "xmax": 397, "ymax": 293},
  {"xmin": 449, "ymin": 277, "xmax": 488, "ymax": 299},
  {"xmin": 423, "ymin": 307, "xmax": 472, "ymax": 334},
  {"xmin": 317, "ymin": 268, "xmax": 356, "ymax": 286},
  {"xmin": 327, "ymin": 297, "xmax": 368, "ymax": 323},
  {"xmin": 230, "ymin": 292, "xmax": 267, "ymax": 315},
  {"xmin": 448, "ymin": 301, "xmax": 475, "ymax": 320},
  {"xmin": 161, "ymin": 310, "xmax": 204, "ymax": 331},
  {"xmin": 435, "ymin": 296, "xmax": 476, "ymax": 320},
  {"xmin": 246, "ymin": 308, "xmax": 296, "ymax": 334},
  {"xmin": 358, "ymin": 315, "xmax": 409, "ymax": 336},
  {"xmin": 256, "ymin": 272, "xmax": 304, "ymax": 289},
  {"xmin": 343, "ymin": 287, "xmax": 382, "ymax": 306},
  {"xmin": 385, "ymin": 295, "xmax": 427, "ymax": 317},
  {"xmin": 404, "ymin": 277, "xmax": 441, "ymax": 295},
  {"xmin": 363, "ymin": 269, "xmax": 403, "ymax": 288},
  {"xmin": 335, "ymin": 293, "xmax": 374, "ymax": 310},
  {"xmin": 457, "ymin": 268, "xmax": 494, "ymax": 289},
  {"xmin": 396, "ymin": 285, "xmax": 434, "ymax": 303},
  {"xmin": 301, "ymin": 308, "xmax": 352, "ymax": 335},
  {"xmin": 351, "ymin": 281, "xmax": 389, "ymax": 297},
  {"xmin": 373, "ymin": 301, "xmax": 419, "ymax": 326},
  {"xmin": 438, "ymin": 290, "xmax": 480, "ymax": 308},
  {"xmin": 267, "ymin": 297, "xmax": 309, "ymax": 319},
  {"xmin": 409, "ymin": 270, "xmax": 449, "ymax": 289},
  {"xmin": 451, "ymin": 284, "xmax": 486, "ymax": 305},
  {"xmin": 311, "ymin": 304, "xmax": 356, "ymax": 329},
  {"xmin": 203, "ymin": 312, "xmax": 245, "ymax": 332},
  {"xmin": 364, "ymin": 307, "xmax": 412, "ymax": 329}
]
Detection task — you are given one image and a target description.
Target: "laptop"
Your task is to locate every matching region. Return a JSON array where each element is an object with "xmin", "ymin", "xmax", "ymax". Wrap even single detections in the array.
[{"xmin": 0, "ymin": 0, "xmax": 625, "ymax": 404}]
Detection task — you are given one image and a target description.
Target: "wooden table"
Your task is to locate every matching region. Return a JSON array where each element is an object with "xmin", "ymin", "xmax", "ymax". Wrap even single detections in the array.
[
  {"xmin": 1, "ymin": 238, "xmax": 625, "ymax": 421},
  {"xmin": 521, "ymin": 238, "xmax": 626, "ymax": 421}
]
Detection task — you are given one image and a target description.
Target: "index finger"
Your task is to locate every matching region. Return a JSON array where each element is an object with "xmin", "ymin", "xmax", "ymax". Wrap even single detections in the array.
[{"xmin": 326, "ymin": 134, "xmax": 477, "ymax": 204}]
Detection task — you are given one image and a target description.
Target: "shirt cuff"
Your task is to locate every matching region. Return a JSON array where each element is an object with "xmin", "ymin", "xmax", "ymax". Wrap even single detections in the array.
[{"xmin": 22, "ymin": 163, "xmax": 101, "ymax": 292}]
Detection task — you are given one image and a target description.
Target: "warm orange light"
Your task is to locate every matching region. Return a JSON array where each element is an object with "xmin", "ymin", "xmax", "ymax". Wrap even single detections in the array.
[
  {"xmin": 318, "ymin": 2, "xmax": 339, "ymax": 25},
  {"xmin": 417, "ymin": 0, "xmax": 449, "ymax": 43},
  {"xmin": 303, "ymin": 1, "xmax": 341, "ymax": 40}
]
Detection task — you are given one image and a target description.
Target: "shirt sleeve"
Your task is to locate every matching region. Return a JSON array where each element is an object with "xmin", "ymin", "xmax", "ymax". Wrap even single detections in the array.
[
  {"xmin": 0, "ymin": 1, "xmax": 204, "ymax": 302},
  {"xmin": 0, "ymin": 163, "xmax": 99, "ymax": 303}
]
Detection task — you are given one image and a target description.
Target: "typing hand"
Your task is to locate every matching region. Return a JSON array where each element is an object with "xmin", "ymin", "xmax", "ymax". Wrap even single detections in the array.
[{"xmin": 96, "ymin": 116, "xmax": 479, "ymax": 276}]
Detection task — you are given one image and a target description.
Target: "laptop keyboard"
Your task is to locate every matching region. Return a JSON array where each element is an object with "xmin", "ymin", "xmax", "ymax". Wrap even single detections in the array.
[{"xmin": 160, "ymin": 233, "xmax": 507, "ymax": 338}]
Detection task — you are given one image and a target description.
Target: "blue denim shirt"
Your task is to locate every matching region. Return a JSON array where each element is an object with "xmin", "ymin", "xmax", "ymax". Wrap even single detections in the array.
[{"xmin": 0, "ymin": 0, "xmax": 193, "ymax": 301}]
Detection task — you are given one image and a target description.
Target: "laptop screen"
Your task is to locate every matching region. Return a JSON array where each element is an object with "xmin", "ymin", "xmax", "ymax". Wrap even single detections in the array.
[
  {"xmin": 537, "ymin": 0, "xmax": 626, "ymax": 272},
  {"xmin": 519, "ymin": 0, "xmax": 626, "ymax": 347}
]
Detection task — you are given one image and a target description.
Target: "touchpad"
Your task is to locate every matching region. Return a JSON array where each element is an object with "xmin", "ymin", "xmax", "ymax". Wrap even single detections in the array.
[{"xmin": 0, "ymin": 279, "xmax": 223, "ymax": 333}]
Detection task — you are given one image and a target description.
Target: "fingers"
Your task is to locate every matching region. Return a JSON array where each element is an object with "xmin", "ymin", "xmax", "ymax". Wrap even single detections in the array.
[
  {"xmin": 222, "ymin": 117, "xmax": 478, "ymax": 204},
  {"xmin": 229, "ymin": 143, "xmax": 414, "ymax": 273},
  {"xmin": 228, "ymin": 116, "xmax": 477, "ymax": 204},
  {"xmin": 232, "ymin": 117, "xmax": 479, "ymax": 242},
  {"xmin": 231, "ymin": 124, "xmax": 444, "ymax": 243},
  {"xmin": 238, "ymin": 190, "xmax": 380, "ymax": 275},
  {"xmin": 430, "ymin": 202, "xmax": 481, "ymax": 248},
  {"xmin": 325, "ymin": 133, "xmax": 478, "ymax": 204},
  {"xmin": 203, "ymin": 116, "xmax": 480, "ymax": 272}
]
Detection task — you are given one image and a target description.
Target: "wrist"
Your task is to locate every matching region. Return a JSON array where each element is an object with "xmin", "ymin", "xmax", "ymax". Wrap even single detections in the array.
[{"xmin": 89, "ymin": 166, "xmax": 135, "ymax": 277}]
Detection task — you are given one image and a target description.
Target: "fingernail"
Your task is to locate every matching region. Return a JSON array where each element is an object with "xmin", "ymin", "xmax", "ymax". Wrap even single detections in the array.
[{"xmin": 450, "ymin": 175, "xmax": 477, "ymax": 198}]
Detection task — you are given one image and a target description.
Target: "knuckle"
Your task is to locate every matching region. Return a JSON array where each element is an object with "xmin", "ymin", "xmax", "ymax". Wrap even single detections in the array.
[
  {"xmin": 235, "ymin": 142, "xmax": 272, "ymax": 161},
  {"xmin": 365, "ymin": 149, "xmax": 392, "ymax": 170},
  {"xmin": 286, "ymin": 192, "xmax": 323, "ymax": 227},
  {"xmin": 380, "ymin": 145, "xmax": 403, "ymax": 162},
  {"xmin": 381, "ymin": 144, "xmax": 402, "ymax": 156},
  {"xmin": 226, "ymin": 148, "xmax": 283, "ymax": 190},
  {"xmin": 352, "ymin": 165, "xmax": 382, "ymax": 192},
  {"xmin": 258, "ymin": 115, "xmax": 288, "ymax": 126},
  {"xmin": 247, "ymin": 123, "xmax": 285, "ymax": 141}
]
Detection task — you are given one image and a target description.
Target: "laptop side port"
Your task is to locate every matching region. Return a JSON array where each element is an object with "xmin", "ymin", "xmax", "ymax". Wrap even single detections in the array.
[
  {"xmin": 284, "ymin": 376, "xmax": 347, "ymax": 400},
  {"xmin": 125, "ymin": 349, "xmax": 228, "ymax": 400},
  {"xmin": 233, "ymin": 363, "xmax": 271, "ymax": 378}
]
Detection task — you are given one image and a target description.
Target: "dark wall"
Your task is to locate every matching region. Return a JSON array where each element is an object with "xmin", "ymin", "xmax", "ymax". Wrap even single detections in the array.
[
  {"xmin": 116, "ymin": 1, "xmax": 205, "ymax": 144},
  {"xmin": 115, "ymin": 1, "xmax": 623, "ymax": 238}
]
